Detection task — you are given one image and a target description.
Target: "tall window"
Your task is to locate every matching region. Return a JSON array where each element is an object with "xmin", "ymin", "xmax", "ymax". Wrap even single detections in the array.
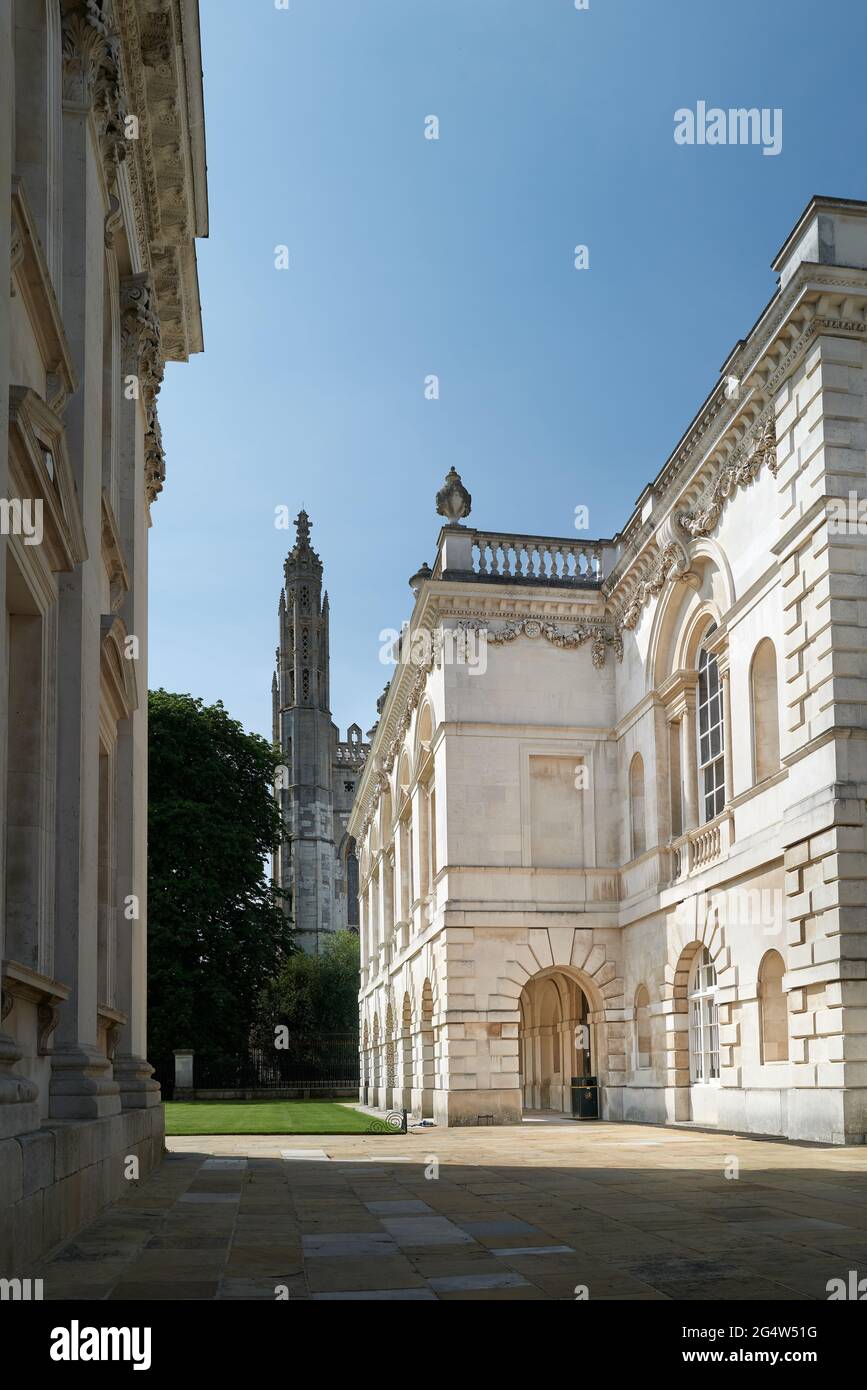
[
  {"xmin": 698, "ymin": 639, "xmax": 725, "ymax": 822},
  {"xmin": 751, "ymin": 639, "xmax": 780, "ymax": 784},
  {"xmin": 689, "ymin": 948, "xmax": 719, "ymax": 1083},
  {"xmin": 629, "ymin": 753, "xmax": 646, "ymax": 858},
  {"xmin": 428, "ymin": 785, "xmax": 437, "ymax": 880},
  {"xmin": 759, "ymin": 950, "xmax": 788, "ymax": 1062},
  {"xmin": 634, "ymin": 985, "xmax": 651, "ymax": 1069},
  {"xmin": 346, "ymin": 838, "xmax": 359, "ymax": 927}
]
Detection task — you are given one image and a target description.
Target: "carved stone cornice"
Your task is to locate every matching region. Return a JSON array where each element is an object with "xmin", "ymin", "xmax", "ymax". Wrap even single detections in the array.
[
  {"xmin": 113, "ymin": 0, "xmax": 207, "ymax": 363},
  {"xmin": 607, "ymin": 276, "xmax": 867, "ymax": 632},
  {"xmin": 678, "ymin": 414, "xmax": 777, "ymax": 539},
  {"xmin": 618, "ymin": 541, "xmax": 690, "ymax": 633}
]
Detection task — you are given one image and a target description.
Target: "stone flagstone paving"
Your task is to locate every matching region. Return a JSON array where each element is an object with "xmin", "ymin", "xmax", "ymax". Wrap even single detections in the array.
[{"xmin": 26, "ymin": 1121, "xmax": 867, "ymax": 1301}]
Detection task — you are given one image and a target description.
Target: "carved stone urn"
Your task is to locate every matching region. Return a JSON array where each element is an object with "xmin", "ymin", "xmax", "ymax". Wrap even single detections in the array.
[
  {"xmin": 409, "ymin": 561, "xmax": 433, "ymax": 596},
  {"xmin": 435, "ymin": 467, "xmax": 472, "ymax": 525}
]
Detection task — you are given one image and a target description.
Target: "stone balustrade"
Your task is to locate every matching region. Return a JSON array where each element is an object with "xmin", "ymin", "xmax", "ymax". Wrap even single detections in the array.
[
  {"xmin": 336, "ymin": 742, "xmax": 367, "ymax": 767},
  {"xmin": 470, "ymin": 531, "xmax": 610, "ymax": 584},
  {"xmin": 671, "ymin": 810, "xmax": 734, "ymax": 882}
]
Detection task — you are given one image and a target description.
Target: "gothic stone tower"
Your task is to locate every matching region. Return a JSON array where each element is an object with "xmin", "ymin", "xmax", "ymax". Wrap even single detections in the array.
[{"xmin": 272, "ymin": 513, "xmax": 367, "ymax": 953}]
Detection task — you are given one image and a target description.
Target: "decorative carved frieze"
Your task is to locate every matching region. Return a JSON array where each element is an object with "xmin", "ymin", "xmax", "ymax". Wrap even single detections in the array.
[
  {"xmin": 457, "ymin": 616, "xmax": 622, "ymax": 667},
  {"xmin": 678, "ymin": 415, "xmax": 778, "ymax": 539}
]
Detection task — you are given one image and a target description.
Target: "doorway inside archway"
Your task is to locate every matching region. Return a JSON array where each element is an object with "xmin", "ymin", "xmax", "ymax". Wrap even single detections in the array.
[{"xmin": 519, "ymin": 971, "xmax": 592, "ymax": 1114}]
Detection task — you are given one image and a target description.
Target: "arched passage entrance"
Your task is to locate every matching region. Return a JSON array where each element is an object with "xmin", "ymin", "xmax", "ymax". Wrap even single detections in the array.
[{"xmin": 519, "ymin": 970, "xmax": 592, "ymax": 1114}]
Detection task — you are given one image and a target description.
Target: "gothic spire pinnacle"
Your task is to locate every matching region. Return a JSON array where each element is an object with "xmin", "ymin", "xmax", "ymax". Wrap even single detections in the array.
[{"xmin": 284, "ymin": 506, "xmax": 322, "ymax": 581}]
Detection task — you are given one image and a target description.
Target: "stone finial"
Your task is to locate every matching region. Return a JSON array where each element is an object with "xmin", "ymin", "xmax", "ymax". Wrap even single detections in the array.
[
  {"xmin": 294, "ymin": 510, "xmax": 311, "ymax": 545},
  {"xmin": 409, "ymin": 562, "xmax": 432, "ymax": 596},
  {"xmin": 436, "ymin": 467, "xmax": 472, "ymax": 524}
]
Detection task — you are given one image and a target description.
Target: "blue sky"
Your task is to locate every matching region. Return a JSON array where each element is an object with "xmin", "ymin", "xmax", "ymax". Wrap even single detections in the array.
[{"xmin": 151, "ymin": 0, "xmax": 867, "ymax": 741}]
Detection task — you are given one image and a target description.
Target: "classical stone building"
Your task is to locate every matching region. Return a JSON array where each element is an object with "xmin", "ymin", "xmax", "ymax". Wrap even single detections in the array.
[
  {"xmin": 272, "ymin": 512, "xmax": 369, "ymax": 953},
  {"xmin": 352, "ymin": 196, "xmax": 867, "ymax": 1144},
  {"xmin": 1, "ymin": 0, "xmax": 207, "ymax": 1269}
]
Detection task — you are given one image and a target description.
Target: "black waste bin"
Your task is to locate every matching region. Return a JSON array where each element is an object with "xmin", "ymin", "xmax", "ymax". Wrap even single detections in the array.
[{"xmin": 571, "ymin": 1075, "xmax": 599, "ymax": 1120}]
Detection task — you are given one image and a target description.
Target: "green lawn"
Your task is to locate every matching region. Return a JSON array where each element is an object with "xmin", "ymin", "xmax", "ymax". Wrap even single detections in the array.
[{"xmin": 164, "ymin": 1100, "xmax": 390, "ymax": 1136}]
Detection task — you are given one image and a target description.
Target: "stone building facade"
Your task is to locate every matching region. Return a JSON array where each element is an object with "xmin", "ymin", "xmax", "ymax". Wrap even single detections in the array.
[
  {"xmin": 351, "ymin": 196, "xmax": 867, "ymax": 1144},
  {"xmin": 272, "ymin": 512, "xmax": 368, "ymax": 953},
  {"xmin": 1, "ymin": 0, "xmax": 207, "ymax": 1269}
]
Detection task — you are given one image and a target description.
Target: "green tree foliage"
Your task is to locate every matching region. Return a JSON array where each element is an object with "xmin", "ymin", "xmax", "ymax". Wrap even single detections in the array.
[
  {"xmin": 147, "ymin": 689, "xmax": 292, "ymax": 1060},
  {"xmin": 252, "ymin": 930, "xmax": 360, "ymax": 1042}
]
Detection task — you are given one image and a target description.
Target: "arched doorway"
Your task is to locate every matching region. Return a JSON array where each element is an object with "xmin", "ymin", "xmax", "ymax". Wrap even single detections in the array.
[
  {"xmin": 519, "ymin": 970, "xmax": 592, "ymax": 1114},
  {"xmin": 670, "ymin": 939, "xmax": 721, "ymax": 1125}
]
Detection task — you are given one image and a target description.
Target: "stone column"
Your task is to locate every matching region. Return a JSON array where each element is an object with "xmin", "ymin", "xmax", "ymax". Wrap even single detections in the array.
[
  {"xmin": 369, "ymin": 872, "xmax": 379, "ymax": 967},
  {"xmin": 112, "ymin": 275, "xmax": 159, "ymax": 1110},
  {"xmin": 49, "ymin": 53, "xmax": 119, "ymax": 1120},
  {"xmin": 359, "ymin": 888, "xmax": 368, "ymax": 972},
  {"xmin": 682, "ymin": 690, "xmax": 699, "ymax": 833},
  {"xmin": 0, "ymin": 0, "xmax": 41, "ymax": 1142},
  {"xmin": 382, "ymin": 854, "xmax": 395, "ymax": 956}
]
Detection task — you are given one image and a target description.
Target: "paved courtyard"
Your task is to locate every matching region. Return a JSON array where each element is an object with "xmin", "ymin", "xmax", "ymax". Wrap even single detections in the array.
[{"xmin": 28, "ymin": 1120, "xmax": 867, "ymax": 1301}]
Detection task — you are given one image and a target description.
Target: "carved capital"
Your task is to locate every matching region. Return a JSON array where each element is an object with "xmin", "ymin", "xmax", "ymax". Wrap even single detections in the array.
[{"xmin": 61, "ymin": 1, "xmax": 127, "ymax": 185}]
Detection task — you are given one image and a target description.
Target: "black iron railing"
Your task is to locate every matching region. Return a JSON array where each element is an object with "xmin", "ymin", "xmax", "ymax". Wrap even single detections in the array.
[{"xmin": 195, "ymin": 1035, "xmax": 360, "ymax": 1090}]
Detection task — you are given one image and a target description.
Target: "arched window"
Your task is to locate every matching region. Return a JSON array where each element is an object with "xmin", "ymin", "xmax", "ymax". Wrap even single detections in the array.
[
  {"xmin": 629, "ymin": 753, "xmax": 646, "ymax": 858},
  {"xmin": 751, "ymin": 639, "xmax": 780, "ymax": 784},
  {"xmin": 634, "ymin": 985, "xmax": 651, "ymax": 1069},
  {"xmin": 697, "ymin": 637, "xmax": 725, "ymax": 823},
  {"xmin": 688, "ymin": 947, "xmax": 719, "ymax": 1082},
  {"xmin": 759, "ymin": 950, "xmax": 788, "ymax": 1062}
]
